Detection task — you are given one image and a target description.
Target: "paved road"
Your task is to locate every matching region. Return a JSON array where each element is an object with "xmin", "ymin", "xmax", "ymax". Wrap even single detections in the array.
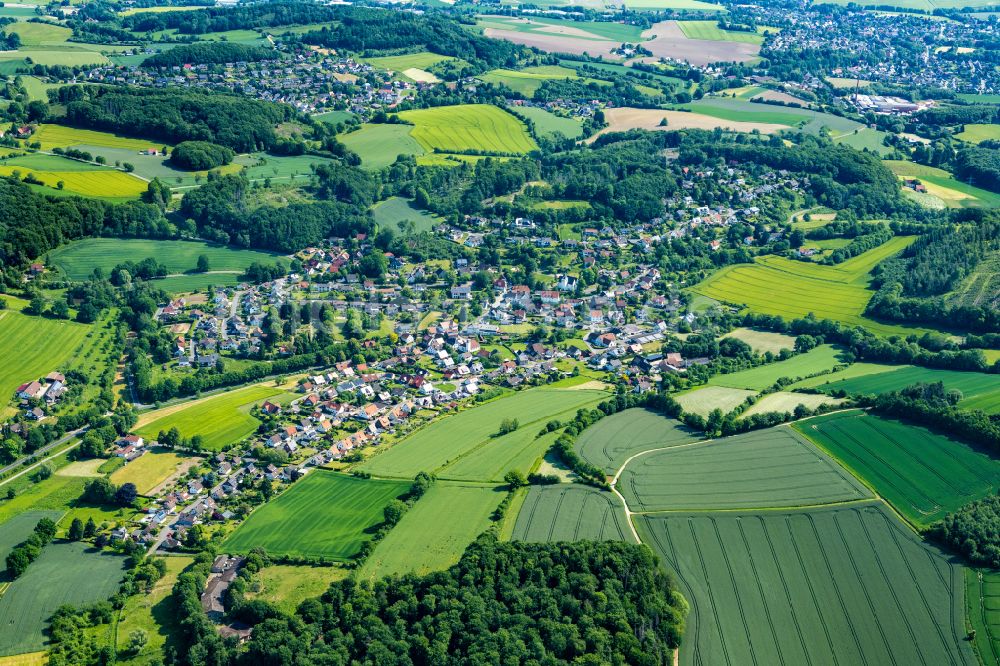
[{"xmin": 0, "ymin": 426, "xmax": 86, "ymax": 478}]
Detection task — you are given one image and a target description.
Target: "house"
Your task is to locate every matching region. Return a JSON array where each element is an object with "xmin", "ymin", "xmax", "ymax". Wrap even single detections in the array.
[
  {"xmin": 16, "ymin": 381, "xmax": 44, "ymax": 400},
  {"xmin": 451, "ymin": 283, "xmax": 473, "ymax": 300}
]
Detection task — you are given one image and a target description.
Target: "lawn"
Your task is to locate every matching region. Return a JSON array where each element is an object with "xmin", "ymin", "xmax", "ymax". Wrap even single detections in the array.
[
  {"xmin": 224, "ymin": 472, "xmax": 410, "ymax": 560},
  {"xmin": 479, "ymin": 66, "xmax": 580, "ymax": 95},
  {"xmin": 0, "ymin": 542, "xmax": 126, "ymax": 656},
  {"xmin": 676, "ymin": 20, "xmax": 763, "ymax": 43},
  {"xmin": 514, "ymin": 106, "xmax": 584, "ymax": 140},
  {"xmin": 510, "ymin": 484, "xmax": 636, "ymax": 542},
  {"xmin": 397, "ymin": 104, "xmax": 538, "ymax": 155},
  {"xmin": 359, "ymin": 482, "xmax": 505, "ymax": 578},
  {"xmin": 618, "ymin": 426, "xmax": 871, "ymax": 512},
  {"xmin": 339, "ymin": 124, "xmax": 425, "ymax": 169},
  {"xmin": 31, "ymin": 124, "xmax": 160, "ymax": 152},
  {"xmin": 110, "ymin": 449, "xmax": 196, "ymax": 495},
  {"xmin": 674, "ymin": 386, "xmax": 756, "ymax": 417},
  {"xmin": 47, "ymin": 238, "xmax": 282, "ymax": 282},
  {"xmin": 135, "ymin": 385, "xmax": 291, "ymax": 451},
  {"xmin": 358, "ymin": 387, "xmax": 608, "ymax": 479},
  {"xmin": 720, "ymin": 327, "xmax": 796, "ymax": 354},
  {"xmin": 707, "ymin": 344, "xmax": 845, "ymax": 390},
  {"xmin": 638, "ymin": 503, "xmax": 975, "ymax": 666},
  {"xmin": 693, "ymin": 236, "xmax": 923, "ymax": 336},
  {"xmin": 371, "ymin": 197, "xmax": 440, "ymax": 235},
  {"xmin": 794, "ymin": 410, "xmax": 1000, "ymax": 526},
  {"xmin": 575, "ymin": 408, "xmax": 702, "ymax": 474},
  {"xmin": 114, "ymin": 555, "xmax": 193, "ymax": 666},
  {"xmin": 245, "ymin": 564, "xmax": 349, "ymax": 614}
]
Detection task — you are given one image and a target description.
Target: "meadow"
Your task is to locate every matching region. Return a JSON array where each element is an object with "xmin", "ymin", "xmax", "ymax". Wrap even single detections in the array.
[
  {"xmin": 638, "ymin": 503, "xmax": 975, "ymax": 666},
  {"xmin": 721, "ymin": 327, "xmax": 796, "ymax": 354},
  {"xmin": 113, "ymin": 555, "xmax": 193, "ymax": 666},
  {"xmin": 575, "ymin": 408, "xmax": 702, "ymax": 473},
  {"xmin": 510, "ymin": 484, "xmax": 636, "ymax": 543},
  {"xmin": 339, "ymin": 124, "xmax": 425, "ymax": 169},
  {"xmin": 362, "ymin": 52, "xmax": 455, "ymax": 72},
  {"xmin": 515, "ymin": 106, "xmax": 584, "ymax": 140},
  {"xmin": 224, "ymin": 472, "xmax": 410, "ymax": 560},
  {"xmin": 618, "ymin": 426, "xmax": 871, "ymax": 512},
  {"xmin": 707, "ymin": 344, "xmax": 845, "ymax": 390},
  {"xmin": 359, "ymin": 482, "xmax": 505, "ymax": 578},
  {"xmin": 359, "ymin": 387, "xmax": 607, "ymax": 479},
  {"xmin": 887, "ymin": 160, "xmax": 1000, "ymax": 208},
  {"xmin": 794, "ymin": 410, "xmax": 1000, "ymax": 526},
  {"xmin": 676, "ymin": 20, "xmax": 764, "ymax": 43},
  {"xmin": 0, "ymin": 48, "xmax": 108, "ymax": 74},
  {"xmin": 245, "ymin": 564, "xmax": 349, "ymax": 614},
  {"xmin": 624, "ymin": 0, "xmax": 725, "ymax": 10},
  {"xmin": 110, "ymin": 449, "xmax": 195, "ymax": 496},
  {"xmin": 135, "ymin": 384, "xmax": 292, "ymax": 451},
  {"xmin": 949, "ymin": 252, "xmax": 1000, "ymax": 311},
  {"xmin": 397, "ymin": 104, "xmax": 538, "ymax": 155},
  {"xmin": 833, "ymin": 127, "xmax": 894, "ymax": 156},
  {"xmin": 740, "ymin": 391, "xmax": 843, "ymax": 417},
  {"xmin": 3, "ymin": 22, "xmax": 71, "ymax": 45},
  {"xmin": 693, "ymin": 236, "xmax": 921, "ymax": 336},
  {"xmin": 0, "ymin": 542, "xmax": 126, "ymax": 656},
  {"xmin": 479, "ymin": 65, "xmax": 581, "ymax": 95},
  {"xmin": 675, "ymin": 386, "xmax": 756, "ymax": 417},
  {"xmin": 371, "ymin": 197, "xmax": 440, "ymax": 235}
]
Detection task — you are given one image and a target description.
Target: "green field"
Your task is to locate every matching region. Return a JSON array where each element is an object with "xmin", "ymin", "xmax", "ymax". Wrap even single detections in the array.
[
  {"xmin": 677, "ymin": 20, "xmax": 763, "ymax": 43},
  {"xmin": 245, "ymin": 564, "xmax": 348, "ymax": 614},
  {"xmin": 510, "ymin": 484, "xmax": 636, "ymax": 542},
  {"xmin": 371, "ymin": 197, "xmax": 440, "ymax": 235},
  {"xmin": 0, "ymin": 48, "xmax": 109, "ymax": 74},
  {"xmin": 480, "ymin": 65, "xmax": 580, "ymax": 95},
  {"xmin": 135, "ymin": 385, "xmax": 290, "ymax": 451},
  {"xmin": 339, "ymin": 124, "xmax": 425, "ymax": 169},
  {"xmin": 224, "ymin": 472, "xmax": 410, "ymax": 560},
  {"xmin": 721, "ymin": 327, "xmax": 796, "ymax": 354},
  {"xmin": 478, "ymin": 15, "xmax": 645, "ymax": 41},
  {"xmin": 48, "ymin": 238, "xmax": 282, "ymax": 283},
  {"xmin": 794, "ymin": 410, "xmax": 1000, "ymax": 526},
  {"xmin": 397, "ymin": 104, "xmax": 538, "ymax": 155},
  {"xmin": 514, "ymin": 106, "xmax": 584, "ymax": 140},
  {"xmin": 638, "ymin": 503, "xmax": 975, "ymax": 666},
  {"xmin": 833, "ymin": 127, "xmax": 894, "ymax": 156},
  {"xmin": 110, "ymin": 449, "xmax": 193, "ymax": 495},
  {"xmin": 360, "ymin": 388, "xmax": 607, "ymax": 479},
  {"xmin": 675, "ymin": 386, "xmax": 756, "ymax": 417},
  {"xmin": 949, "ymin": 251, "xmax": 1000, "ymax": 312},
  {"xmin": 680, "ymin": 98, "xmax": 862, "ymax": 136},
  {"xmin": 575, "ymin": 408, "xmax": 702, "ymax": 473},
  {"xmin": 31, "ymin": 124, "xmax": 160, "ymax": 152},
  {"xmin": 436, "ymin": 428, "xmax": 568, "ymax": 483},
  {"xmin": 740, "ymin": 391, "xmax": 843, "ymax": 418},
  {"xmin": 887, "ymin": 160, "xmax": 1000, "ymax": 208},
  {"xmin": 0, "ymin": 163, "xmax": 147, "ymax": 199},
  {"xmin": 623, "ymin": 0, "xmax": 726, "ymax": 10},
  {"xmin": 3, "ymin": 22, "xmax": 71, "ymax": 45},
  {"xmin": 0, "ymin": 542, "xmax": 126, "ymax": 656},
  {"xmin": 359, "ymin": 482, "xmax": 505, "ymax": 578},
  {"xmin": 693, "ymin": 236, "xmax": 922, "ymax": 336},
  {"xmin": 619, "ymin": 426, "xmax": 871, "ymax": 512},
  {"xmin": 967, "ymin": 568, "xmax": 1000, "ymax": 666},
  {"xmin": 0, "ymin": 511, "xmax": 63, "ymax": 576},
  {"xmin": 114, "ymin": 555, "xmax": 192, "ymax": 666},
  {"xmin": 708, "ymin": 345, "xmax": 845, "ymax": 391},
  {"xmin": 362, "ymin": 51, "xmax": 455, "ymax": 72}
]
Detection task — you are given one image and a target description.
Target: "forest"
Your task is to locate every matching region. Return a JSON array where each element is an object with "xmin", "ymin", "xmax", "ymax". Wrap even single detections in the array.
[{"xmin": 142, "ymin": 42, "xmax": 279, "ymax": 68}]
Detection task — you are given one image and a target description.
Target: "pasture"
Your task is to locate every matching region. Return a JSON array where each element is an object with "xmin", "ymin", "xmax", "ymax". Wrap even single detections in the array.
[
  {"xmin": 3, "ymin": 22, "xmax": 71, "ymax": 45},
  {"xmin": 0, "ymin": 48, "xmax": 109, "ymax": 73},
  {"xmin": 135, "ymin": 384, "xmax": 292, "ymax": 450},
  {"xmin": 833, "ymin": 127, "xmax": 894, "ymax": 156},
  {"xmin": 371, "ymin": 197, "xmax": 440, "ymax": 235},
  {"xmin": 676, "ymin": 20, "xmax": 764, "ymax": 43},
  {"xmin": 359, "ymin": 387, "xmax": 607, "ymax": 479},
  {"xmin": 794, "ymin": 410, "xmax": 1000, "ymax": 526},
  {"xmin": 693, "ymin": 237, "xmax": 921, "ymax": 336},
  {"xmin": 363, "ymin": 51, "xmax": 455, "ymax": 72},
  {"xmin": 721, "ymin": 327, "xmax": 796, "ymax": 354},
  {"xmin": 515, "ymin": 106, "xmax": 584, "ymax": 140},
  {"xmin": 339, "ymin": 124, "xmax": 424, "ymax": 169},
  {"xmin": 618, "ymin": 426, "xmax": 871, "ymax": 512},
  {"xmin": 510, "ymin": 484, "xmax": 636, "ymax": 543},
  {"xmin": 224, "ymin": 472, "xmax": 410, "ymax": 560},
  {"xmin": 0, "ymin": 542, "xmax": 126, "ymax": 656},
  {"xmin": 110, "ymin": 449, "xmax": 196, "ymax": 496},
  {"xmin": 708, "ymin": 345, "xmax": 845, "ymax": 391},
  {"xmin": 887, "ymin": 160, "xmax": 1000, "ymax": 208},
  {"xmin": 359, "ymin": 482, "xmax": 505, "ymax": 578},
  {"xmin": 675, "ymin": 386, "xmax": 755, "ymax": 417},
  {"xmin": 479, "ymin": 65, "xmax": 580, "ymax": 95},
  {"xmin": 638, "ymin": 503, "xmax": 975, "ymax": 666},
  {"xmin": 575, "ymin": 408, "xmax": 702, "ymax": 473},
  {"xmin": 245, "ymin": 564, "xmax": 349, "ymax": 613},
  {"xmin": 397, "ymin": 104, "xmax": 538, "ymax": 155},
  {"xmin": 740, "ymin": 391, "xmax": 843, "ymax": 418}
]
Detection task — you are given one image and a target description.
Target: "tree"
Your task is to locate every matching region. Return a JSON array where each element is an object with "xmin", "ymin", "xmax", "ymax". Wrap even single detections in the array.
[
  {"xmin": 68, "ymin": 517, "xmax": 85, "ymax": 540},
  {"xmin": 498, "ymin": 418, "xmax": 519, "ymax": 435},
  {"xmin": 383, "ymin": 499, "xmax": 408, "ymax": 526},
  {"xmin": 26, "ymin": 293, "xmax": 47, "ymax": 316},
  {"xmin": 50, "ymin": 299, "xmax": 70, "ymax": 319},
  {"xmin": 504, "ymin": 470, "xmax": 527, "ymax": 488},
  {"xmin": 128, "ymin": 629, "xmax": 148, "ymax": 655},
  {"xmin": 196, "ymin": 254, "xmax": 211, "ymax": 272},
  {"xmin": 84, "ymin": 517, "xmax": 97, "ymax": 538},
  {"xmin": 116, "ymin": 482, "xmax": 138, "ymax": 507}
]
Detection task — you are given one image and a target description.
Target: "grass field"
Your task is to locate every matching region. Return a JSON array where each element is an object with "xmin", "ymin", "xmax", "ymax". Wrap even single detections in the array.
[
  {"xmin": 676, "ymin": 20, "xmax": 763, "ymax": 43},
  {"xmin": 510, "ymin": 484, "xmax": 636, "ymax": 542},
  {"xmin": 624, "ymin": 0, "xmax": 725, "ymax": 9},
  {"xmin": 3, "ymin": 22, "xmax": 71, "ymax": 45},
  {"xmin": 0, "ymin": 48, "xmax": 109, "ymax": 74},
  {"xmin": 371, "ymin": 197, "xmax": 440, "ymax": 235},
  {"xmin": 224, "ymin": 472, "xmax": 410, "ymax": 560},
  {"xmin": 514, "ymin": 106, "xmax": 584, "ymax": 140},
  {"xmin": 480, "ymin": 65, "xmax": 580, "ymax": 95},
  {"xmin": 0, "ymin": 511, "xmax": 63, "ymax": 576},
  {"xmin": 619, "ymin": 426, "xmax": 871, "ymax": 512},
  {"xmin": 359, "ymin": 482, "xmax": 505, "ymax": 578},
  {"xmin": 135, "ymin": 385, "xmax": 291, "ymax": 451},
  {"xmin": 110, "ymin": 449, "xmax": 194, "ymax": 496},
  {"xmin": 114, "ymin": 555, "xmax": 192, "ymax": 666},
  {"xmin": 693, "ymin": 236, "xmax": 921, "ymax": 336},
  {"xmin": 967, "ymin": 568, "xmax": 1000, "ymax": 666},
  {"xmin": 638, "ymin": 503, "xmax": 975, "ymax": 666},
  {"xmin": 48, "ymin": 238, "xmax": 281, "ymax": 282},
  {"xmin": 339, "ymin": 124, "xmax": 424, "ymax": 169},
  {"xmin": 721, "ymin": 327, "xmax": 796, "ymax": 354},
  {"xmin": 359, "ymin": 387, "xmax": 607, "ymax": 479},
  {"xmin": 397, "ymin": 104, "xmax": 538, "ymax": 155},
  {"xmin": 245, "ymin": 564, "xmax": 349, "ymax": 614},
  {"xmin": 478, "ymin": 15, "xmax": 645, "ymax": 41},
  {"xmin": 675, "ymin": 386, "xmax": 756, "ymax": 417},
  {"xmin": 680, "ymin": 98, "xmax": 862, "ymax": 136},
  {"xmin": 740, "ymin": 391, "xmax": 843, "ymax": 418},
  {"xmin": 0, "ymin": 653, "xmax": 46, "ymax": 666},
  {"xmin": 0, "ymin": 542, "xmax": 126, "ymax": 656},
  {"xmin": 833, "ymin": 127, "xmax": 894, "ymax": 156},
  {"xmin": 794, "ymin": 410, "xmax": 1000, "ymax": 526},
  {"xmin": 575, "ymin": 408, "xmax": 702, "ymax": 473},
  {"xmin": 362, "ymin": 51, "xmax": 455, "ymax": 72},
  {"xmin": 949, "ymin": 251, "xmax": 1000, "ymax": 311},
  {"xmin": 31, "ymin": 124, "xmax": 159, "ymax": 152},
  {"xmin": 708, "ymin": 345, "xmax": 845, "ymax": 391},
  {"xmin": 887, "ymin": 160, "xmax": 1000, "ymax": 208},
  {"xmin": 435, "ymin": 428, "xmax": 567, "ymax": 483}
]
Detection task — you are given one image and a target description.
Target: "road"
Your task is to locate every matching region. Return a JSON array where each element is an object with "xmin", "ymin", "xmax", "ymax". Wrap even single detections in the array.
[{"xmin": 0, "ymin": 426, "xmax": 86, "ymax": 479}]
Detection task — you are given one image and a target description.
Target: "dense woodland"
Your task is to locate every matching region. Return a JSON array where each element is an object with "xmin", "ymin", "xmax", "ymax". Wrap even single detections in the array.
[{"xmin": 142, "ymin": 42, "xmax": 279, "ymax": 68}]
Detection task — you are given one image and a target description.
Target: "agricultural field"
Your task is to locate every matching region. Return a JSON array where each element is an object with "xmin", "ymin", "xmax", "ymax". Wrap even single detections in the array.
[
  {"xmin": 740, "ymin": 391, "xmax": 844, "ymax": 418},
  {"xmin": 638, "ymin": 503, "xmax": 975, "ymax": 666},
  {"xmin": 624, "ymin": 0, "xmax": 725, "ymax": 9},
  {"xmin": 397, "ymin": 104, "xmax": 538, "ymax": 155},
  {"xmin": 358, "ymin": 387, "xmax": 608, "ymax": 479},
  {"xmin": 359, "ymin": 482, "xmax": 505, "ymax": 578},
  {"xmin": 510, "ymin": 484, "xmax": 636, "ymax": 543},
  {"xmin": 637, "ymin": 20, "xmax": 760, "ymax": 66},
  {"xmin": 967, "ymin": 568, "xmax": 1000, "ymax": 666},
  {"xmin": 362, "ymin": 51, "xmax": 455, "ymax": 72},
  {"xmin": 371, "ymin": 197, "xmax": 440, "ymax": 235},
  {"xmin": 618, "ymin": 426, "xmax": 871, "ymax": 512},
  {"xmin": 680, "ymin": 97, "xmax": 862, "ymax": 136},
  {"xmin": 575, "ymin": 408, "xmax": 703, "ymax": 473},
  {"xmin": 721, "ymin": 327, "xmax": 796, "ymax": 354},
  {"xmin": 887, "ymin": 160, "xmax": 1000, "ymax": 208},
  {"xmin": 515, "ymin": 106, "xmax": 584, "ymax": 140},
  {"xmin": 245, "ymin": 564, "xmax": 349, "ymax": 614},
  {"xmin": 339, "ymin": 124, "xmax": 425, "ymax": 169},
  {"xmin": 0, "ymin": 542, "xmax": 126, "ymax": 656},
  {"xmin": 707, "ymin": 345, "xmax": 845, "ymax": 391},
  {"xmin": 0, "ymin": 48, "xmax": 109, "ymax": 74},
  {"xmin": 479, "ymin": 65, "xmax": 581, "ymax": 95},
  {"xmin": 436, "ymin": 429, "xmax": 565, "ymax": 483},
  {"xmin": 224, "ymin": 472, "xmax": 411, "ymax": 560},
  {"xmin": 0, "ymin": 512, "xmax": 63, "ymax": 573},
  {"xmin": 833, "ymin": 127, "xmax": 894, "ymax": 156},
  {"xmin": 0, "ymin": 163, "xmax": 147, "ymax": 199},
  {"xmin": 114, "ymin": 555, "xmax": 193, "ymax": 666},
  {"xmin": 477, "ymin": 15, "xmax": 645, "ymax": 42},
  {"xmin": 794, "ymin": 410, "xmax": 1000, "ymax": 526},
  {"xmin": 30, "ymin": 124, "xmax": 159, "ymax": 152},
  {"xmin": 135, "ymin": 384, "xmax": 293, "ymax": 451},
  {"xmin": 595, "ymin": 107, "xmax": 787, "ymax": 138},
  {"xmin": 675, "ymin": 386, "xmax": 756, "ymax": 417},
  {"xmin": 676, "ymin": 20, "xmax": 765, "ymax": 43},
  {"xmin": 110, "ymin": 449, "xmax": 197, "ymax": 496},
  {"xmin": 3, "ymin": 21, "xmax": 71, "ymax": 45},
  {"xmin": 693, "ymin": 237, "xmax": 922, "ymax": 336},
  {"xmin": 47, "ymin": 238, "xmax": 282, "ymax": 282},
  {"xmin": 949, "ymin": 251, "xmax": 1000, "ymax": 311}
]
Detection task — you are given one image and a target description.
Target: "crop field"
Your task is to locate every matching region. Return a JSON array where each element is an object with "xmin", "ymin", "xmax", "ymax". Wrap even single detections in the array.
[
  {"xmin": 135, "ymin": 385, "xmax": 291, "ymax": 450},
  {"xmin": 619, "ymin": 426, "xmax": 871, "ymax": 512},
  {"xmin": 680, "ymin": 98, "xmax": 862, "ymax": 135},
  {"xmin": 808, "ymin": 365, "xmax": 1000, "ymax": 413},
  {"xmin": 397, "ymin": 104, "xmax": 538, "ymax": 155},
  {"xmin": 110, "ymin": 449, "xmax": 195, "ymax": 495},
  {"xmin": 624, "ymin": 0, "xmax": 725, "ymax": 10},
  {"xmin": 371, "ymin": 197, "xmax": 440, "ymax": 235},
  {"xmin": 339, "ymin": 124, "xmax": 425, "ymax": 169},
  {"xmin": 510, "ymin": 484, "xmax": 636, "ymax": 542},
  {"xmin": 794, "ymin": 410, "xmax": 1000, "ymax": 526},
  {"xmin": 0, "ymin": 153, "xmax": 109, "ymax": 172},
  {"xmin": 478, "ymin": 15, "xmax": 645, "ymax": 42},
  {"xmin": 693, "ymin": 237, "xmax": 921, "ymax": 336},
  {"xmin": 675, "ymin": 386, "xmax": 756, "ymax": 417},
  {"xmin": 479, "ymin": 65, "xmax": 580, "ymax": 95},
  {"xmin": 362, "ymin": 51, "xmax": 455, "ymax": 72},
  {"xmin": 0, "ymin": 542, "xmax": 126, "ymax": 656},
  {"xmin": 0, "ymin": 297, "xmax": 92, "ymax": 405},
  {"xmin": 224, "ymin": 472, "xmax": 411, "ymax": 560},
  {"xmin": 0, "ymin": 164, "xmax": 147, "ymax": 199},
  {"xmin": 595, "ymin": 107, "xmax": 787, "ymax": 138},
  {"xmin": 0, "ymin": 511, "xmax": 63, "ymax": 574},
  {"xmin": 708, "ymin": 345, "xmax": 845, "ymax": 391},
  {"xmin": 48, "ymin": 238, "xmax": 281, "ymax": 281},
  {"xmin": 676, "ymin": 20, "xmax": 764, "ymax": 43},
  {"xmin": 359, "ymin": 387, "xmax": 608, "ymax": 478},
  {"xmin": 437, "ymin": 429, "xmax": 565, "ymax": 483},
  {"xmin": 721, "ymin": 327, "xmax": 796, "ymax": 354},
  {"xmin": 967, "ymin": 568, "xmax": 1000, "ymax": 666},
  {"xmin": 638, "ymin": 503, "xmax": 975, "ymax": 666},
  {"xmin": 31, "ymin": 124, "xmax": 159, "ymax": 152},
  {"xmin": 3, "ymin": 21, "xmax": 71, "ymax": 45},
  {"xmin": 575, "ymin": 408, "xmax": 703, "ymax": 473},
  {"xmin": 359, "ymin": 482, "xmax": 505, "ymax": 578}
]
